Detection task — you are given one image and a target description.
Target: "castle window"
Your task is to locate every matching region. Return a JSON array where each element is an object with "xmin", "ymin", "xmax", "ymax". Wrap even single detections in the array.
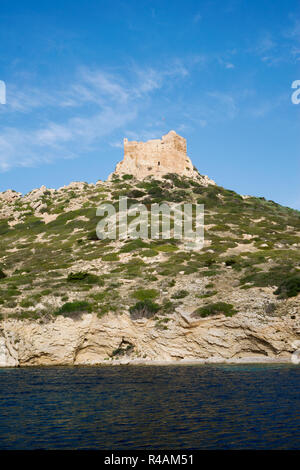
[{"xmin": 158, "ymin": 161, "xmax": 160, "ymax": 166}]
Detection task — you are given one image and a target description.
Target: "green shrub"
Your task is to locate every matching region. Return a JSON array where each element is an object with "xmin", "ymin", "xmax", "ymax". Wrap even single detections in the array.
[
  {"xmin": 0, "ymin": 269, "xmax": 7, "ymax": 280},
  {"xmin": 16, "ymin": 310, "xmax": 40, "ymax": 320},
  {"xmin": 163, "ymin": 173, "xmax": 190, "ymax": 188},
  {"xmin": 132, "ymin": 288, "xmax": 159, "ymax": 301},
  {"xmin": 55, "ymin": 301, "xmax": 92, "ymax": 317},
  {"xmin": 142, "ymin": 249, "xmax": 158, "ymax": 257},
  {"xmin": 102, "ymin": 253, "xmax": 120, "ymax": 261},
  {"xmin": 194, "ymin": 302, "xmax": 237, "ymax": 318},
  {"xmin": 111, "ymin": 340, "xmax": 134, "ymax": 357},
  {"xmin": 127, "ymin": 189, "xmax": 146, "ymax": 198},
  {"xmin": 20, "ymin": 298, "xmax": 35, "ymax": 308},
  {"xmin": 274, "ymin": 275, "xmax": 300, "ymax": 298},
  {"xmin": 122, "ymin": 174, "xmax": 133, "ymax": 180},
  {"xmin": 171, "ymin": 289, "xmax": 189, "ymax": 299},
  {"xmin": 155, "ymin": 244, "xmax": 178, "ymax": 253},
  {"xmin": 129, "ymin": 299, "xmax": 160, "ymax": 320},
  {"xmin": 161, "ymin": 300, "xmax": 175, "ymax": 314},
  {"xmin": 120, "ymin": 239, "xmax": 149, "ymax": 252},
  {"xmin": 87, "ymin": 230, "xmax": 99, "ymax": 240},
  {"xmin": 0, "ymin": 221, "xmax": 10, "ymax": 236},
  {"xmin": 224, "ymin": 258, "xmax": 238, "ymax": 267},
  {"xmin": 196, "ymin": 291, "xmax": 217, "ymax": 299},
  {"xmin": 67, "ymin": 271, "xmax": 101, "ymax": 284},
  {"xmin": 40, "ymin": 289, "xmax": 52, "ymax": 296}
]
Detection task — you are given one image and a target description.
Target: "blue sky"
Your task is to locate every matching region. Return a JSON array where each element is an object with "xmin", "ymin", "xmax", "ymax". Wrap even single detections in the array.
[{"xmin": 0, "ymin": 0, "xmax": 299, "ymax": 208}]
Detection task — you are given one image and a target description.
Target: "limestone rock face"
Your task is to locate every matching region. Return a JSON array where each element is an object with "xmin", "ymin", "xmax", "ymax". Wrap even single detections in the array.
[
  {"xmin": 0, "ymin": 310, "xmax": 299, "ymax": 367},
  {"xmin": 109, "ymin": 130, "xmax": 202, "ymax": 180},
  {"xmin": 0, "ymin": 190, "xmax": 22, "ymax": 203}
]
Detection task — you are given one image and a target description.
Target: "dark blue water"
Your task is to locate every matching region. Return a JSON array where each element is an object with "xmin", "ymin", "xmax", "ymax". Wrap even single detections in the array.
[{"xmin": 0, "ymin": 364, "xmax": 299, "ymax": 449}]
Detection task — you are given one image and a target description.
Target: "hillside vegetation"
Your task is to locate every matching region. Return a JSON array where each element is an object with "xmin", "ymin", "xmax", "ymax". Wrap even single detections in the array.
[{"xmin": 0, "ymin": 172, "xmax": 299, "ymax": 323}]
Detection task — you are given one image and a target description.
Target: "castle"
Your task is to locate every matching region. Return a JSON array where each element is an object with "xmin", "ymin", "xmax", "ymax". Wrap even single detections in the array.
[{"xmin": 109, "ymin": 130, "xmax": 200, "ymax": 180}]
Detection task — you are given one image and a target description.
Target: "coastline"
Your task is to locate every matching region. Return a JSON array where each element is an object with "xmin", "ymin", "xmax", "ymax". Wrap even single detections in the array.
[
  {"xmin": 0, "ymin": 356, "xmax": 295, "ymax": 369},
  {"xmin": 0, "ymin": 311, "xmax": 299, "ymax": 368}
]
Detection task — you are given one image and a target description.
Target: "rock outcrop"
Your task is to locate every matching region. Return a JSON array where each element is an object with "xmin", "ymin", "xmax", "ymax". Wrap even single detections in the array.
[
  {"xmin": 0, "ymin": 310, "xmax": 299, "ymax": 367},
  {"xmin": 0, "ymin": 189, "xmax": 22, "ymax": 203},
  {"xmin": 109, "ymin": 130, "xmax": 212, "ymax": 182}
]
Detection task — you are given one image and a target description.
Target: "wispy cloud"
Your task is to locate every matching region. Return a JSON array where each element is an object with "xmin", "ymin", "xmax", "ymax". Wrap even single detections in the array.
[
  {"xmin": 207, "ymin": 91, "xmax": 238, "ymax": 120},
  {"xmin": 0, "ymin": 62, "xmax": 189, "ymax": 171},
  {"xmin": 0, "ymin": 107, "xmax": 137, "ymax": 171},
  {"xmin": 255, "ymin": 34, "xmax": 276, "ymax": 55},
  {"xmin": 283, "ymin": 15, "xmax": 300, "ymax": 40}
]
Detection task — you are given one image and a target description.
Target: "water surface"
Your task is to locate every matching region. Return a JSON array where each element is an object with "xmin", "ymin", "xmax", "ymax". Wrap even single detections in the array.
[{"xmin": 0, "ymin": 364, "xmax": 299, "ymax": 449}]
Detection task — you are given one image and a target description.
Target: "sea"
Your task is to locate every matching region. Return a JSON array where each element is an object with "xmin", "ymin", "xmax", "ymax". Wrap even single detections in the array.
[{"xmin": 0, "ymin": 364, "xmax": 299, "ymax": 450}]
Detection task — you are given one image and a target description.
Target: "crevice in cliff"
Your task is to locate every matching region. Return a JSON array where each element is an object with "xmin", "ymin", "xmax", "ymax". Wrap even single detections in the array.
[{"xmin": 110, "ymin": 338, "xmax": 135, "ymax": 358}]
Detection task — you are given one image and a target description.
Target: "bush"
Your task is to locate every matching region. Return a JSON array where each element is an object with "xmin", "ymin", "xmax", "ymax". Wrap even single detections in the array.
[
  {"xmin": 155, "ymin": 244, "xmax": 178, "ymax": 253},
  {"xmin": 127, "ymin": 189, "xmax": 146, "ymax": 198},
  {"xmin": 102, "ymin": 253, "xmax": 120, "ymax": 261},
  {"xmin": 67, "ymin": 272, "xmax": 102, "ymax": 285},
  {"xmin": 163, "ymin": 173, "xmax": 190, "ymax": 188},
  {"xmin": 224, "ymin": 258, "xmax": 238, "ymax": 267},
  {"xmin": 87, "ymin": 230, "xmax": 99, "ymax": 240},
  {"xmin": 20, "ymin": 298, "xmax": 35, "ymax": 308},
  {"xmin": 194, "ymin": 302, "xmax": 237, "ymax": 318},
  {"xmin": 55, "ymin": 301, "xmax": 92, "ymax": 317},
  {"xmin": 132, "ymin": 288, "xmax": 159, "ymax": 301},
  {"xmin": 120, "ymin": 239, "xmax": 149, "ymax": 252},
  {"xmin": 0, "ymin": 269, "xmax": 7, "ymax": 280},
  {"xmin": 171, "ymin": 289, "xmax": 189, "ymax": 299},
  {"xmin": 122, "ymin": 174, "xmax": 133, "ymax": 180},
  {"xmin": 274, "ymin": 275, "xmax": 300, "ymax": 298},
  {"xmin": 129, "ymin": 299, "xmax": 160, "ymax": 320},
  {"xmin": 142, "ymin": 249, "xmax": 158, "ymax": 257}
]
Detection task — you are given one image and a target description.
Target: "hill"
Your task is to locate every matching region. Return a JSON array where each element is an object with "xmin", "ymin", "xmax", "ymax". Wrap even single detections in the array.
[{"xmin": 0, "ymin": 172, "xmax": 299, "ymax": 366}]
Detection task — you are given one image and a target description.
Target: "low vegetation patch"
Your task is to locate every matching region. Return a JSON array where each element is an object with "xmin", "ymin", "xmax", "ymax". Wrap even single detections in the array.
[
  {"xmin": 102, "ymin": 253, "xmax": 120, "ymax": 261},
  {"xmin": 67, "ymin": 271, "xmax": 103, "ymax": 285},
  {"xmin": 132, "ymin": 288, "xmax": 159, "ymax": 301},
  {"xmin": 120, "ymin": 239, "xmax": 149, "ymax": 252},
  {"xmin": 0, "ymin": 269, "xmax": 6, "ymax": 280},
  {"xmin": 171, "ymin": 289, "xmax": 189, "ymax": 299},
  {"xmin": 129, "ymin": 299, "xmax": 160, "ymax": 320},
  {"xmin": 194, "ymin": 302, "xmax": 237, "ymax": 318},
  {"xmin": 55, "ymin": 301, "xmax": 92, "ymax": 317},
  {"xmin": 274, "ymin": 275, "xmax": 300, "ymax": 299}
]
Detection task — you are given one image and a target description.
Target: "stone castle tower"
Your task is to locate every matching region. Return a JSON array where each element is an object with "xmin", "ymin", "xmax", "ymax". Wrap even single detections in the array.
[{"xmin": 109, "ymin": 130, "xmax": 200, "ymax": 180}]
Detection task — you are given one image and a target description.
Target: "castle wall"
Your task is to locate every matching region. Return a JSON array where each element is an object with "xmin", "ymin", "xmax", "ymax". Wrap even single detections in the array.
[{"xmin": 113, "ymin": 130, "xmax": 197, "ymax": 179}]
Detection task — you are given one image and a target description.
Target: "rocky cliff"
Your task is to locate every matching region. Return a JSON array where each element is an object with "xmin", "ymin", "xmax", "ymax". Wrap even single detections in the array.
[{"xmin": 1, "ymin": 305, "xmax": 300, "ymax": 367}]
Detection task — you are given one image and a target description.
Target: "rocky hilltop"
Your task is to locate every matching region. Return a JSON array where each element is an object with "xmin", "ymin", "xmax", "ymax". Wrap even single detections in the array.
[
  {"xmin": 0, "ymin": 132, "xmax": 300, "ymax": 366},
  {"xmin": 109, "ymin": 130, "xmax": 214, "ymax": 184}
]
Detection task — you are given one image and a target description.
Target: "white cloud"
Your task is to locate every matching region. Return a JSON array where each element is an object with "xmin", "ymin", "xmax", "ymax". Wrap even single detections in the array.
[
  {"xmin": 0, "ymin": 107, "xmax": 137, "ymax": 172},
  {"xmin": 110, "ymin": 141, "xmax": 123, "ymax": 149},
  {"xmin": 0, "ymin": 62, "xmax": 189, "ymax": 171}
]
